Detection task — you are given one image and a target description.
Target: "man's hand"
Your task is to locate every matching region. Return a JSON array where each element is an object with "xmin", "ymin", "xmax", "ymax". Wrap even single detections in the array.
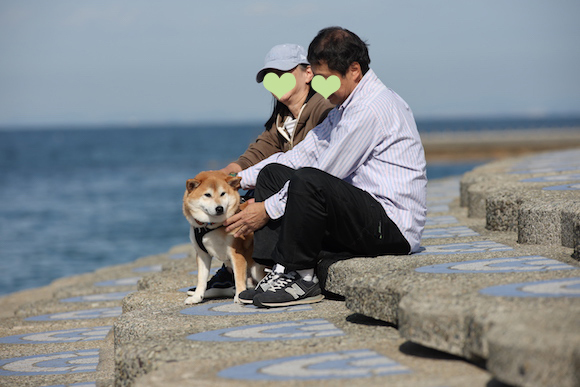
[{"xmin": 225, "ymin": 200, "xmax": 270, "ymax": 238}]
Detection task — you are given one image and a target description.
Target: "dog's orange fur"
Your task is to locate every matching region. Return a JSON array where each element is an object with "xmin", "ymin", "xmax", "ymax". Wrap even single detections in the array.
[{"xmin": 182, "ymin": 171, "xmax": 264, "ymax": 304}]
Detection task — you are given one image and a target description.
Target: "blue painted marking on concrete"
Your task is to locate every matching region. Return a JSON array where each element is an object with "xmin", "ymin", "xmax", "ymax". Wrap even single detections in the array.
[
  {"xmin": 427, "ymin": 191, "xmax": 458, "ymax": 199},
  {"xmin": 421, "ymin": 226, "xmax": 479, "ymax": 239},
  {"xmin": 187, "ymin": 319, "xmax": 344, "ymax": 342},
  {"xmin": 178, "ymin": 286, "xmax": 231, "ymax": 294},
  {"xmin": 509, "ymin": 151, "xmax": 580, "ymax": 174},
  {"xmin": 60, "ymin": 291, "xmax": 132, "ymax": 303},
  {"xmin": 218, "ymin": 349, "xmax": 410, "ymax": 381},
  {"xmin": 415, "ymin": 241, "xmax": 513, "ymax": 255},
  {"xmin": 509, "ymin": 165, "xmax": 580, "ymax": 174},
  {"xmin": 40, "ymin": 383, "xmax": 96, "ymax": 387},
  {"xmin": 416, "ymin": 256, "xmax": 578, "ymax": 274},
  {"xmin": 480, "ymin": 277, "xmax": 580, "ymax": 298},
  {"xmin": 427, "ymin": 204, "xmax": 449, "ymax": 213},
  {"xmin": 543, "ymin": 183, "xmax": 580, "ymax": 191},
  {"xmin": 0, "ymin": 326, "xmax": 111, "ymax": 344},
  {"xmin": 425, "ymin": 216, "xmax": 458, "ymax": 227},
  {"xmin": 94, "ymin": 277, "xmax": 141, "ymax": 287},
  {"xmin": 0, "ymin": 349, "xmax": 99, "ymax": 376},
  {"xmin": 520, "ymin": 173, "xmax": 580, "ymax": 183},
  {"xmin": 188, "ymin": 267, "xmax": 219, "ymax": 276},
  {"xmin": 427, "ymin": 198, "xmax": 454, "ymax": 204},
  {"xmin": 169, "ymin": 252, "xmax": 189, "ymax": 259},
  {"xmin": 25, "ymin": 307, "xmax": 122, "ymax": 321},
  {"xmin": 132, "ymin": 264, "xmax": 162, "ymax": 273},
  {"xmin": 427, "ymin": 178, "xmax": 460, "ymax": 193},
  {"xmin": 511, "ymin": 167, "xmax": 580, "ymax": 175},
  {"xmin": 510, "ymin": 150, "xmax": 580, "ymax": 171},
  {"xmin": 181, "ymin": 301, "xmax": 312, "ymax": 316}
]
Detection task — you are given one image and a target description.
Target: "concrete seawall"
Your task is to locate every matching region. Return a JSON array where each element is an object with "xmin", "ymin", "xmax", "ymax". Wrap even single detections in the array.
[{"xmin": 1, "ymin": 144, "xmax": 579, "ymax": 387}]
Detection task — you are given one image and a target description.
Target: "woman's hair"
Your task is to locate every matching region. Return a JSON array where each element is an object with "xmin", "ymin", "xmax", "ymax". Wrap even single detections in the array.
[
  {"xmin": 307, "ymin": 26, "xmax": 370, "ymax": 76},
  {"xmin": 263, "ymin": 64, "xmax": 312, "ymax": 129}
]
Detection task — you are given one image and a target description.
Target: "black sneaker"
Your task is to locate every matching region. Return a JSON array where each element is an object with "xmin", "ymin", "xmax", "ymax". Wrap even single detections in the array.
[
  {"xmin": 237, "ymin": 268, "xmax": 278, "ymax": 304},
  {"xmin": 187, "ymin": 264, "xmax": 235, "ymax": 298},
  {"xmin": 253, "ymin": 271, "xmax": 324, "ymax": 308}
]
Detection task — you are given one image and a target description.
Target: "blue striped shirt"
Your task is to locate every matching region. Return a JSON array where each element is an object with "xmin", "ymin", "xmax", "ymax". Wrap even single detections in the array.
[{"xmin": 239, "ymin": 69, "xmax": 427, "ymax": 252}]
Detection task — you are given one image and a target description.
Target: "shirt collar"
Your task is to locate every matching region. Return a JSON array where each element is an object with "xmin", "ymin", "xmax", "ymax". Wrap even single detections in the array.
[{"xmin": 338, "ymin": 69, "xmax": 377, "ymax": 111}]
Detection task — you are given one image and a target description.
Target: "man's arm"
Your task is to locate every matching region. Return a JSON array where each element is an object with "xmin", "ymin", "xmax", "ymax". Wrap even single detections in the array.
[
  {"xmin": 237, "ymin": 116, "xmax": 331, "ymax": 189},
  {"xmin": 313, "ymin": 105, "xmax": 381, "ymax": 180},
  {"xmin": 247, "ymin": 107, "xmax": 382, "ymax": 219}
]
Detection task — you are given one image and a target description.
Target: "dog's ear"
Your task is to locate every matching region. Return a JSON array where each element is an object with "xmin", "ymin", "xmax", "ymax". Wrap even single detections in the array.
[
  {"xmin": 186, "ymin": 179, "xmax": 201, "ymax": 193},
  {"xmin": 226, "ymin": 176, "xmax": 242, "ymax": 190}
]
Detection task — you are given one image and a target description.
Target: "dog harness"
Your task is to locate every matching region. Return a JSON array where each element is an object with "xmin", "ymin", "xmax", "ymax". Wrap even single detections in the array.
[{"xmin": 194, "ymin": 224, "xmax": 223, "ymax": 254}]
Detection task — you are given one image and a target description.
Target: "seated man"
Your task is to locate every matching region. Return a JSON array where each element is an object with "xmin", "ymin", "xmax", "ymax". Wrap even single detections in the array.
[{"xmin": 225, "ymin": 26, "xmax": 427, "ymax": 308}]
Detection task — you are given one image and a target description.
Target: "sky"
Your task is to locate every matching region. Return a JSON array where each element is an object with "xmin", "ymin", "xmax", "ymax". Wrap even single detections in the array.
[{"xmin": 1, "ymin": 0, "xmax": 579, "ymax": 128}]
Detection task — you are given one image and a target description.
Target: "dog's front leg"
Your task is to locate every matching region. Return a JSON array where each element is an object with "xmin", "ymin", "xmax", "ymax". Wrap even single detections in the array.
[
  {"xmin": 229, "ymin": 248, "xmax": 248, "ymax": 304},
  {"xmin": 184, "ymin": 253, "xmax": 212, "ymax": 305}
]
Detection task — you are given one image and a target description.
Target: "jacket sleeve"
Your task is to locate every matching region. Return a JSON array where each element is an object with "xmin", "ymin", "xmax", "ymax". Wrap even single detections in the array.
[{"xmin": 235, "ymin": 124, "xmax": 283, "ymax": 170}]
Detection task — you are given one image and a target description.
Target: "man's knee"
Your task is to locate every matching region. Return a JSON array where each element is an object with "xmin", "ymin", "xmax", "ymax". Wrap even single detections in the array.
[
  {"xmin": 288, "ymin": 167, "xmax": 331, "ymax": 196},
  {"xmin": 294, "ymin": 167, "xmax": 323, "ymax": 179},
  {"xmin": 257, "ymin": 163, "xmax": 286, "ymax": 184},
  {"xmin": 255, "ymin": 164, "xmax": 295, "ymax": 201}
]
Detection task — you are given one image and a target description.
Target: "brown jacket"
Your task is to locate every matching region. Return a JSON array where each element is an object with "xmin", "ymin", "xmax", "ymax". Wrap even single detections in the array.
[{"xmin": 236, "ymin": 93, "xmax": 334, "ymax": 169}]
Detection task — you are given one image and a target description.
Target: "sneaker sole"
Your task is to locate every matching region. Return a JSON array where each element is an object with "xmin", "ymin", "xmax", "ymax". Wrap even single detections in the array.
[
  {"xmin": 237, "ymin": 290, "xmax": 260, "ymax": 304},
  {"xmin": 254, "ymin": 294, "xmax": 324, "ymax": 308}
]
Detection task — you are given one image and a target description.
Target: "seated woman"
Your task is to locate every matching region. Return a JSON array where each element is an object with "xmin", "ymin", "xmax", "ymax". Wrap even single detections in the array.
[{"xmin": 188, "ymin": 43, "xmax": 334, "ymax": 298}]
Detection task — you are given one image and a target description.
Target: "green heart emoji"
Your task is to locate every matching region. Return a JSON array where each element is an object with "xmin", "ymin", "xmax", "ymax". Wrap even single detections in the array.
[
  {"xmin": 263, "ymin": 73, "xmax": 296, "ymax": 99},
  {"xmin": 311, "ymin": 75, "xmax": 340, "ymax": 99}
]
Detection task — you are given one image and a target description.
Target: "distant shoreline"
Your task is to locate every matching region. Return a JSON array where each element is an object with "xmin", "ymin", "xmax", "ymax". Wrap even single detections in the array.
[
  {"xmin": 421, "ymin": 127, "xmax": 580, "ymax": 162},
  {"xmin": 1, "ymin": 114, "xmax": 580, "ymax": 132},
  {"xmin": 2, "ymin": 121, "xmax": 579, "ymax": 164}
]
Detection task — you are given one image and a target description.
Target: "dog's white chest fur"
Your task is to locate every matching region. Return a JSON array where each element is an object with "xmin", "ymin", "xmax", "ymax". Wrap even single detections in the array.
[{"xmin": 190, "ymin": 226, "xmax": 233, "ymax": 261}]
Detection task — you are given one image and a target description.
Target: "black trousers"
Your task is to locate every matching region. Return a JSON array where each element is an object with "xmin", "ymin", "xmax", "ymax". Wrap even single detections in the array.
[{"xmin": 252, "ymin": 164, "xmax": 410, "ymax": 271}]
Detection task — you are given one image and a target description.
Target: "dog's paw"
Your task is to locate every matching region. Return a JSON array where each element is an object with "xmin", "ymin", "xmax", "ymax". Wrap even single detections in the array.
[
  {"xmin": 233, "ymin": 294, "xmax": 241, "ymax": 304},
  {"xmin": 184, "ymin": 294, "xmax": 203, "ymax": 305}
]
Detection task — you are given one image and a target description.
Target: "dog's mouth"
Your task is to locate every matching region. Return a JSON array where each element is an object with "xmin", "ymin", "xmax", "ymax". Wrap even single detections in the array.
[{"xmin": 187, "ymin": 204, "xmax": 230, "ymax": 225}]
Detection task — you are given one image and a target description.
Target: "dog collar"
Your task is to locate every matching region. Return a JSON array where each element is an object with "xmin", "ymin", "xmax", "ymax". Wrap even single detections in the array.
[{"xmin": 195, "ymin": 219, "xmax": 215, "ymax": 228}]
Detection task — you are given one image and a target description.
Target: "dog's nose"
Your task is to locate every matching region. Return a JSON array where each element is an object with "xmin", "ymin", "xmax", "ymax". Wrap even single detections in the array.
[{"xmin": 215, "ymin": 206, "xmax": 224, "ymax": 215}]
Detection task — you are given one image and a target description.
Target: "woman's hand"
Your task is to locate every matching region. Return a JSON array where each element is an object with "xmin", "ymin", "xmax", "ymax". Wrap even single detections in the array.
[
  {"xmin": 220, "ymin": 162, "xmax": 242, "ymax": 176},
  {"xmin": 225, "ymin": 201, "xmax": 270, "ymax": 238}
]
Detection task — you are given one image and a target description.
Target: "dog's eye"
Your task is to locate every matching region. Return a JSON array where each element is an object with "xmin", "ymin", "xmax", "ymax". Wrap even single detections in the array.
[
  {"xmin": 220, "ymin": 192, "xmax": 226, "ymax": 197},
  {"xmin": 204, "ymin": 193, "xmax": 211, "ymax": 198}
]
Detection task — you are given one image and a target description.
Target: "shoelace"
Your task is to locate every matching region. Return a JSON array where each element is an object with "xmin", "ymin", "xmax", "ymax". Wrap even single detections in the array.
[
  {"xmin": 255, "ymin": 268, "xmax": 279, "ymax": 290},
  {"xmin": 267, "ymin": 272, "xmax": 296, "ymax": 291}
]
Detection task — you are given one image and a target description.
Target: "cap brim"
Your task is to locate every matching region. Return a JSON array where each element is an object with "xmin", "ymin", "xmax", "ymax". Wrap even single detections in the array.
[{"xmin": 256, "ymin": 60, "xmax": 305, "ymax": 83}]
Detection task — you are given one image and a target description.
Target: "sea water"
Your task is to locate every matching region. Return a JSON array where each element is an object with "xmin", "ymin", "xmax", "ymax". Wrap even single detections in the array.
[{"xmin": 1, "ymin": 118, "xmax": 575, "ymax": 296}]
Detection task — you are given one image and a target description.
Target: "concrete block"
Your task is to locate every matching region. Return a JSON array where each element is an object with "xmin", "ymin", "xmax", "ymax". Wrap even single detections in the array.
[
  {"xmin": 467, "ymin": 183, "xmax": 492, "ymax": 218},
  {"xmin": 517, "ymin": 201, "xmax": 566, "ymax": 245},
  {"xmin": 486, "ymin": 190, "xmax": 522, "ymax": 232},
  {"xmin": 561, "ymin": 203, "xmax": 580, "ymax": 250},
  {"xmin": 486, "ymin": 312, "xmax": 580, "ymax": 387}
]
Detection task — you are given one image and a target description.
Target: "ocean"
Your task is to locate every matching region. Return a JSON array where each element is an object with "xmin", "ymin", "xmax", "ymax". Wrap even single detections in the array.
[{"xmin": 0, "ymin": 118, "xmax": 577, "ymax": 296}]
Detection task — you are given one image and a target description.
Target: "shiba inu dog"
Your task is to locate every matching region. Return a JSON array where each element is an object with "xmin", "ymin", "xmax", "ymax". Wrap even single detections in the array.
[{"xmin": 182, "ymin": 171, "xmax": 265, "ymax": 304}]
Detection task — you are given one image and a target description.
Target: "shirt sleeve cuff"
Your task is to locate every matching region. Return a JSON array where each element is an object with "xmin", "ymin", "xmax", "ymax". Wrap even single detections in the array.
[
  {"xmin": 264, "ymin": 196, "xmax": 284, "ymax": 220},
  {"xmin": 238, "ymin": 169, "xmax": 253, "ymax": 190},
  {"xmin": 263, "ymin": 181, "xmax": 289, "ymax": 220}
]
